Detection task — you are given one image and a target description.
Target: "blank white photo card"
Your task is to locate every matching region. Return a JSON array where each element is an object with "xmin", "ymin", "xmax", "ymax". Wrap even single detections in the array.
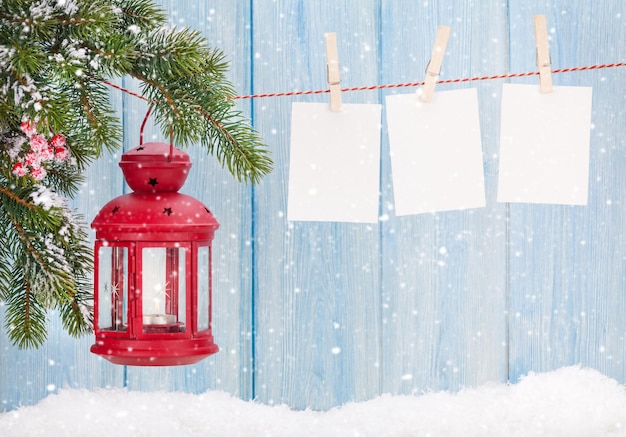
[
  {"xmin": 497, "ymin": 83, "xmax": 593, "ymax": 205},
  {"xmin": 288, "ymin": 102, "xmax": 382, "ymax": 223},
  {"xmin": 386, "ymin": 88, "xmax": 486, "ymax": 215}
]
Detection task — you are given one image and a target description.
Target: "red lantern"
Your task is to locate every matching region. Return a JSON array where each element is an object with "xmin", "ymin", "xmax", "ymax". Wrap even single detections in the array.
[{"xmin": 90, "ymin": 141, "xmax": 219, "ymax": 366}]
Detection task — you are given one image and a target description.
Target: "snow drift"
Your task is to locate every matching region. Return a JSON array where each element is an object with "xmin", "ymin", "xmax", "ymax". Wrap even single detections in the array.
[{"xmin": 1, "ymin": 366, "xmax": 625, "ymax": 436}]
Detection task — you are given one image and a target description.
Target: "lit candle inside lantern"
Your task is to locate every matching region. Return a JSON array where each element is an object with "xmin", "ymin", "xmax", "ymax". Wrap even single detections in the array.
[
  {"xmin": 142, "ymin": 247, "xmax": 177, "ymax": 326},
  {"xmin": 143, "ymin": 313, "xmax": 177, "ymax": 325}
]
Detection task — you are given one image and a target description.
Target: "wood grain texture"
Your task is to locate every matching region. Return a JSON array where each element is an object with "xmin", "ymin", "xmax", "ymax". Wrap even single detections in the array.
[
  {"xmin": 2, "ymin": 0, "xmax": 626, "ymax": 413},
  {"xmin": 507, "ymin": 1, "xmax": 626, "ymax": 383},
  {"xmin": 379, "ymin": 0, "xmax": 509, "ymax": 394},
  {"xmin": 251, "ymin": 0, "xmax": 382, "ymax": 410}
]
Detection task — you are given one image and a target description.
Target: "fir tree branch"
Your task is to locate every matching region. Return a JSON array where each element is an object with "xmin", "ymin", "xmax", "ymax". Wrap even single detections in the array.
[
  {"xmin": 1, "ymin": 218, "xmax": 49, "ymax": 347},
  {"xmin": 0, "ymin": 0, "xmax": 272, "ymax": 348},
  {"xmin": 0, "ymin": 184, "xmax": 38, "ymax": 212},
  {"xmin": 131, "ymin": 72, "xmax": 179, "ymax": 115},
  {"xmin": 4, "ymin": 276, "xmax": 48, "ymax": 349},
  {"xmin": 7, "ymin": 209, "xmax": 50, "ymax": 276},
  {"xmin": 194, "ymin": 105, "xmax": 272, "ymax": 184},
  {"xmin": 72, "ymin": 77, "xmax": 123, "ymax": 156},
  {"xmin": 116, "ymin": 0, "xmax": 167, "ymax": 30},
  {"xmin": 1, "ymin": 193, "xmax": 92, "ymax": 346}
]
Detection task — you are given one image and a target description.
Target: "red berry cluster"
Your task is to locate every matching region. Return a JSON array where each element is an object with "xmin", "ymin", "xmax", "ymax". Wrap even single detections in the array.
[{"xmin": 12, "ymin": 120, "xmax": 70, "ymax": 181}]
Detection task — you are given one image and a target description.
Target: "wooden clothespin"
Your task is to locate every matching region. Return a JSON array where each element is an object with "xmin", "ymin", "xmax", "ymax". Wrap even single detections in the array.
[
  {"xmin": 324, "ymin": 32, "xmax": 342, "ymax": 112},
  {"xmin": 534, "ymin": 14, "xmax": 553, "ymax": 93},
  {"xmin": 421, "ymin": 25, "xmax": 451, "ymax": 103}
]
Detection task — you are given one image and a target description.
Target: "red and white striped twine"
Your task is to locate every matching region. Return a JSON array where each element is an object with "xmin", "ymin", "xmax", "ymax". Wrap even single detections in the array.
[{"xmin": 103, "ymin": 62, "xmax": 626, "ymax": 102}]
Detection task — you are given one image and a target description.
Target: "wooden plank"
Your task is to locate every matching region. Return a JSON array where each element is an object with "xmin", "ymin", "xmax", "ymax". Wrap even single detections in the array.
[
  {"xmin": 251, "ymin": 0, "xmax": 382, "ymax": 409},
  {"xmin": 507, "ymin": 1, "xmax": 626, "ymax": 384},
  {"xmin": 4, "ymin": 0, "xmax": 625, "ymax": 413},
  {"xmin": 123, "ymin": 0, "xmax": 254, "ymax": 399},
  {"xmin": 379, "ymin": 0, "xmax": 509, "ymax": 394}
]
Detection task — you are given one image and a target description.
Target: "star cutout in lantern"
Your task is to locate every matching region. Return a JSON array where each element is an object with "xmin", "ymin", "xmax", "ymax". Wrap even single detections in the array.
[
  {"xmin": 148, "ymin": 178, "xmax": 158, "ymax": 187},
  {"xmin": 163, "ymin": 207, "xmax": 173, "ymax": 216},
  {"xmin": 111, "ymin": 206, "xmax": 120, "ymax": 214}
]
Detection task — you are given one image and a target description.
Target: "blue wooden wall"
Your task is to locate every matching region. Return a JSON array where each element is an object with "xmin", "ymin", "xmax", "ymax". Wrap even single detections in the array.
[{"xmin": 2, "ymin": 0, "xmax": 626, "ymax": 412}]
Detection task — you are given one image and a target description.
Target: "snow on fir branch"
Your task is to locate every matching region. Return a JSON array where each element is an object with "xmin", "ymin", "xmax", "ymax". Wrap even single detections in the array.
[{"xmin": 0, "ymin": 0, "xmax": 272, "ymax": 348}]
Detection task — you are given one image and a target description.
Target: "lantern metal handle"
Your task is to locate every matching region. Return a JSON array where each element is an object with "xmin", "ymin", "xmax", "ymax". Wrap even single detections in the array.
[{"xmin": 140, "ymin": 104, "xmax": 175, "ymax": 162}]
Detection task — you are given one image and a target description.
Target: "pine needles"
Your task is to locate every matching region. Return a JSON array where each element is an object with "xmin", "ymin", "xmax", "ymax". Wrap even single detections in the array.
[{"xmin": 0, "ymin": 0, "xmax": 271, "ymax": 348}]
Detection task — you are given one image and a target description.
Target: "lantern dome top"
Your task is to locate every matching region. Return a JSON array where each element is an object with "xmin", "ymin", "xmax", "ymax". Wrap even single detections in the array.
[
  {"xmin": 91, "ymin": 191, "xmax": 219, "ymax": 240},
  {"xmin": 120, "ymin": 142, "xmax": 192, "ymax": 192},
  {"xmin": 93, "ymin": 141, "xmax": 219, "ymax": 242}
]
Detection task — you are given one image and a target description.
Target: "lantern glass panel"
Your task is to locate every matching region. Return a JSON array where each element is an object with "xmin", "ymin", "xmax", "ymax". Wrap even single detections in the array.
[
  {"xmin": 197, "ymin": 245, "xmax": 210, "ymax": 332},
  {"xmin": 141, "ymin": 247, "xmax": 186, "ymax": 333},
  {"xmin": 97, "ymin": 246, "xmax": 128, "ymax": 332}
]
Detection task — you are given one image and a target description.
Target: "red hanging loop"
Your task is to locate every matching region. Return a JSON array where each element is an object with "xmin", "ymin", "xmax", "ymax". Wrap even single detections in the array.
[
  {"xmin": 169, "ymin": 125, "xmax": 174, "ymax": 163},
  {"xmin": 139, "ymin": 104, "xmax": 153, "ymax": 146},
  {"xmin": 139, "ymin": 104, "xmax": 174, "ymax": 162}
]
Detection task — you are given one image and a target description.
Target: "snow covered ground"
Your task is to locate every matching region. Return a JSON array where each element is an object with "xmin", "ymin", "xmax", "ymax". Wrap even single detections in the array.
[{"xmin": 1, "ymin": 366, "xmax": 626, "ymax": 436}]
